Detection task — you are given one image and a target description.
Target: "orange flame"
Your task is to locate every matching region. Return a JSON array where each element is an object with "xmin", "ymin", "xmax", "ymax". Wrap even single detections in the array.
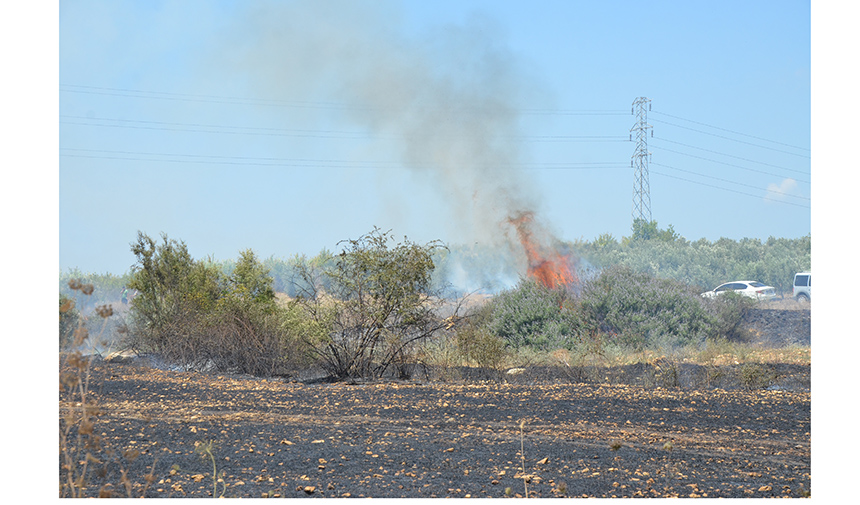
[{"xmin": 508, "ymin": 211, "xmax": 578, "ymax": 290}]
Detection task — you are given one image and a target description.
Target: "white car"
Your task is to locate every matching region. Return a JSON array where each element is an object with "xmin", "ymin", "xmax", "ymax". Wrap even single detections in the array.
[{"xmin": 701, "ymin": 281, "xmax": 778, "ymax": 301}]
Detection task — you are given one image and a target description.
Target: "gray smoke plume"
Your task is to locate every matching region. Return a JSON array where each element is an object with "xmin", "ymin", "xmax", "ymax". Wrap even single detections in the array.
[{"xmin": 219, "ymin": 0, "xmax": 557, "ymax": 288}]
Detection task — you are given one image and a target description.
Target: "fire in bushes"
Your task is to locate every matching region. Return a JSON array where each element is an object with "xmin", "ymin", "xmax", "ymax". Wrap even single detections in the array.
[{"xmin": 508, "ymin": 211, "xmax": 579, "ymax": 290}]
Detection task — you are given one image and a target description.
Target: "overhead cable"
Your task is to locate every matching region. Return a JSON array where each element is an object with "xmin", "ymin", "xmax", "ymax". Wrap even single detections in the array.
[
  {"xmin": 650, "ymin": 117, "xmax": 810, "ymax": 158},
  {"xmin": 649, "ymin": 170, "xmax": 810, "ymax": 209},
  {"xmin": 59, "ymin": 148, "xmax": 628, "ymax": 170},
  {"xmin": 651, "ymin": 110, "xmax": 810, "ymax": 152},
  {"xmin": 59, "ymin": 84, "xmax": 629, "ymax": 116},
  {"xmin": 651, "ymin": 138, "xmax": 810, "ymax": 182},
  {"xmin": 651, "ymin": 162, "xmax": 809, "ymax": 201}
]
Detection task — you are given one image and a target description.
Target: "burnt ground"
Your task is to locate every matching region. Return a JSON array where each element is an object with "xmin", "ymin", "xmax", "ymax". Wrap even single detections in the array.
[
  {"xmin": 59, "ymin": 306, "xmax": 811, "ymax": 499},
  {"xmin": 740, "ymin": 306, "xmax": 811, "ymax": 348}
]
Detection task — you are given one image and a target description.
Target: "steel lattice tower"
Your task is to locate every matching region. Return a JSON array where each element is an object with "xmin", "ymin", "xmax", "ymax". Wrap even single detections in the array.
[{"xmin": 630, "ymin": 97, "xmax": 652, "ymax": 228}]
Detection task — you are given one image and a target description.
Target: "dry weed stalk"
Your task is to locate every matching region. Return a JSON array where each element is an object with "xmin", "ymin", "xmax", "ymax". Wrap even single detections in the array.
[
  {"xmin": 59, "ymin": 282, "xmax": 99, "ymax": 497},
  {"xmin": 195, "ymin": 440, "xmax": 227, "ymax": 498},
  {"xmin": 519, "ymin": 419, "xmax": 529, "ymax": 498},
  {"xmin": 59, "ymin": 280, "xmax": 155, "ymax": 498}
]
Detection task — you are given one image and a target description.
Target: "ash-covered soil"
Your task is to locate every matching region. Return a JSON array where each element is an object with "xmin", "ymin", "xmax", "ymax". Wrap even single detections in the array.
[
  {"xmin": 60, "ymin": 302, "xmax": 811, "ymax": 498},
  {"xmin": 61, "ymin": 356, "xmax": 811, "ymax": 498},
  {"xmin": 740, "ymin": 306, "xmax": 811, "ymax": 347}
]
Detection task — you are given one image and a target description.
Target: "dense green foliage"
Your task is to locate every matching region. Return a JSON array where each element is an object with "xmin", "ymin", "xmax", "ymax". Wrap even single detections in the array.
[
  {"xmin": 479, "ymin": 264, "xmax": 758, "ymax": 353},
  {"xmin": 443, "ymin": 221, "xmax": 793, "ymax": 356},
  {"xmin": 485, "ymin": 279, "xmax": 583, "ymax": 350},
  {"xmin": 125, "ymin": 232, "xmax": 301, "ymax": 375},
  {"xmin": 578, "ymin": 265, "xmax": 743, "ymax": 349},
  {"xmin": 572, "ymin": 220, "xmax": 810, "ymax": 294}
]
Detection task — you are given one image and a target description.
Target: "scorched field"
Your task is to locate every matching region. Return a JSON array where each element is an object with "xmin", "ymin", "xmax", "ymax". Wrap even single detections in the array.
[{"xmin": 60, "ymin": 356, "xmax": 810, "ymax": 498}]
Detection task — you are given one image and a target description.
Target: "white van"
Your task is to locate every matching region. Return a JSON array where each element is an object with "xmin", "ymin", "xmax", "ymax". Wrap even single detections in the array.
[{"xmin": 793, "ymin": 272, "xmax": 811, "ymax": 301}]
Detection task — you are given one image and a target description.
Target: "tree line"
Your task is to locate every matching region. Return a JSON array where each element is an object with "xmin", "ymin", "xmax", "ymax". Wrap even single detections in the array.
[
  {"xmin": 59, "ymin": 222, "xmax": 809, "ymax": 380},
  {"xmin": 568, "ymin": 219, "xmax": 810, "ymax": 294},
  {"xmin": 60, "ymin": 219, "xmax": 810, "ymax": 303}
]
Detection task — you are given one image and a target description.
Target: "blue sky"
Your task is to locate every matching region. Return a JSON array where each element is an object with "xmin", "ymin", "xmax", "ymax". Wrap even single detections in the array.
[{"xmin": 54, "ymin": 0, "xmax": 816, "ymax": 276}]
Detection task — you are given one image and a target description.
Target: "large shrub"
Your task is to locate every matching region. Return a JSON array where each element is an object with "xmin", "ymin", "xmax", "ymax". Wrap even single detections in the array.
[
  {"xmin": 126, "ymin": 232, "xmax": 299, "ymax": 375},
  {"xmin": 579, "ymin": 265, "xmax": 717, "ymax": 349},
  {"xmin": 126, "ymin": 232, "xmax": 221, "ymax": 357},
  {"xmin": 199, "ymin": 250, "xmax": 302, "ymax": 376},
  {"xmin": 287, "ymin": 228, "xmax": 450, "ymax": 379},
  {"xmin": 487, "ymin": 279, "xmax": 584, "ymax": 350},
  {"xmin": 455, "ymin": 302, "xmax": 508, "ymax": 373}
]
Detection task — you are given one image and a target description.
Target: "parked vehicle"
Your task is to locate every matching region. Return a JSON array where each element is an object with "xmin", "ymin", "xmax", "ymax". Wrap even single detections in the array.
[
  {"xmin": 793, "ymin": 272, "xmax": 811, "ymax": 301},
  {"xmin": 701, "ymin": 281, "xmax": 778, "ymax": 301}
]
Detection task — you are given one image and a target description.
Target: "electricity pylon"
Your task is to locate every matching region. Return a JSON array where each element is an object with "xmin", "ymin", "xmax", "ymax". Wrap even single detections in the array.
[{"xmin": 630, "ymin": 97, "xmax": 652, "ymax": 228}]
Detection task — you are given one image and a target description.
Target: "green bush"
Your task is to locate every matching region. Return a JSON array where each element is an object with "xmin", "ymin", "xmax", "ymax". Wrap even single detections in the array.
[
  {"xmin": 579, "ymin": 265, "xmax": 717, "ymax": 349},
  {"xmin": 454, "ymin": 264, "xmax": 757, "ymax": 358},
  {"xmin": 700, "ymin": 291, "xmax": 757, "ymax": 342},
  {"xmin": 126, "ymin": 232, "xmax": 221, "ymax": 358},
  {"xmin": 199, "ymin": 250, "xmax": 301, "ymax": 376},
  {"xmin": 486, "ymin": 279, "xmax": 584, "ymax": 350},
  {"xmin": 125, "ymin": 232, "xmax": 301, "ymax": 376},
  {"xmin": 456, "ymin": 322, "xmax": 507, "ymax": 373},
  {"xmin": 288, "ymin": 228, "xmax": 450, "ymax": 379}
]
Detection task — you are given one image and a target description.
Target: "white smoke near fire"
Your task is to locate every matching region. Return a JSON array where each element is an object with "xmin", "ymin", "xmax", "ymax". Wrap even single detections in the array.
[{"xmin": 217, "ymin": 0, "xmax": 574, "ymax": 292}]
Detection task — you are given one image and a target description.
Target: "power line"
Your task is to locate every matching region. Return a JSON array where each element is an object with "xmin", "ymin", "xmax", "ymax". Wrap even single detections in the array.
[
  {"xmin": 60, "ymin": 84, "xmax": 811, "ymax": 210},
  {"xmin": 651, "ymin": 110, "xmax": 810, "ymax": 152},
  {"xmin": 58, "ymin": 148, "xmax": 628, "ymax": 170},
  {"xmin": 650, "ymin": 139, "xmax": 810, "ymax": 183},
  {"xmin": 651, "ymin": 162, "xmax": 809, "ymax": 201},
  {"xmin": 653, "ymin": 136, "xmax": 809, "ymax": 174},
  {"xmin": 60, "ymin": 84, "xmax": 630, "ymax": 116},
  {"xmin": 518, "ymin": 109, "xmax": 629, "ymax": 116},
  {"xmin": 643, "ymin": 105, "xmax": 810, "ymax": 210},
  {"xmin": 59, "ymin": 115, "xmax": 628, "ymax": 142},
  {"xmin": 650, "ymin": 116, "xmax": 810, "ymax": 158},
  {"xmin": 649, "ymin": 169, "xmax": 810, "ymax": 209},
  {"xmin": 60, "ymin": 84, "xmax": 355, "ymax": 110}
]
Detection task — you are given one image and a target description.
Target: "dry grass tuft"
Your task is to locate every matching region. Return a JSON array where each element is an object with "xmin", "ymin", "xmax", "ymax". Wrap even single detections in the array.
[{"xmin": 59, "ymin": 280, "xmax": 156, "ymax": 498}]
